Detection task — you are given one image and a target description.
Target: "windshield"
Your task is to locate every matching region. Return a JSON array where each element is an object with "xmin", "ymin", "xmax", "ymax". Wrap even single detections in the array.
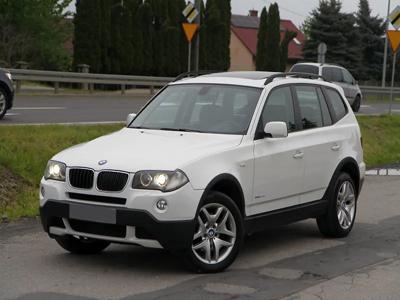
[{"xmin": 130, "ymin": 84, "xmax": 262, "ymax": 135}]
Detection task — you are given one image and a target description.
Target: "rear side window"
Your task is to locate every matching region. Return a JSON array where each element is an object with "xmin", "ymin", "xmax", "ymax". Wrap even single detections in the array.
[
  {"xmin": 260, "ymin": 87, "xmax": 296, "ymax": 132},
  {"xmin": 291, "ymin": 64, "xmax": 319, "ymax": 75},
  {"xmin": 316, "ymin": 88, "xmax": 332, "ymax": 126},
  {"xmin": 325, "ymin": 88, "xmax": 347, "ymax": 120},
  {"xmin": 342, "ymin": 69, "xmax": 354, "ymax": 85},
  {"xmin": 322, "ymin": 67, "xmax": 343, "ymax": 82},
  {"xmin": 294, "ymin": 86, "xmax": 324, "ymax": 130}
]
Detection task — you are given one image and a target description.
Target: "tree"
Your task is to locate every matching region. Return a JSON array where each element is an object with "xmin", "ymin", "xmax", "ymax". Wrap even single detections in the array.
[
  {"xmin": 303, "ymin": 0, "xmax": 361, "ymax": 76},
  {"xmin": 74, "ymin": 0, "xmax": 102, "ymax": 72},
  {"xmin": 256, "ymin": 7, "xmax": 268, "ymax": 71},
  {"xmin": 264, "ymin": 3, "xmax": 281, "ymax": 71},
  {"xmin": 200, "ymin": 0, "xmax": 231, "ymax": 71},
  {"xmin": 0, "ymin": 0, "xmax": 72, "ymax": 70},
  {"xmin": 356, "ymin": 0, "xmax": 385, "ymax": 80},
  {"xmin": 280, "ymin": 30, "xmax": 297, "ymax": 71},
  {"xmin": 138, "ymin": 1, "xmax": 154, "ymax": 75}
]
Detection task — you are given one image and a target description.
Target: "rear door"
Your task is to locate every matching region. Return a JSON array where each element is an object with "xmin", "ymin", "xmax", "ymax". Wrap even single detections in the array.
[
  {"xmin": 341, "ymin": 68, "xmax": 358, "ymax": 103},
  {"xmin": 291, "ymin": 85, "xmax": 340, "ymax": 203}
]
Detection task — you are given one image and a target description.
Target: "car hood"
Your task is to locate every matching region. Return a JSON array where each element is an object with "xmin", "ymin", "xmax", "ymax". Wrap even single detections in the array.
[{"xmin": 53, "ymin": 128, "xmax": 243, "ymax": 172}]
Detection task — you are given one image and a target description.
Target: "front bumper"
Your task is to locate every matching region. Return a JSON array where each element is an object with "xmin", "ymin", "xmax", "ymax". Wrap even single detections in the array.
[{"xmin": 40, "ymin": 200, "xmax": 195, "ymax": 251}]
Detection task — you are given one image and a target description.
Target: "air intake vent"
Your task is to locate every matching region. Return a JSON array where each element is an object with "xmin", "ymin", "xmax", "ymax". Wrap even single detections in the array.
[
  {"xmin": 69, "ymin": 168, "xmax": 94, "ymax": 189},
  {"xmin": 97, "ymin": 171, "xmax": 128, "ymax": 192}
]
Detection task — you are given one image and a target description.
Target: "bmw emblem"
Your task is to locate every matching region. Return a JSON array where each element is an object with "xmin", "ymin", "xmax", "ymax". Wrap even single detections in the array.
[{"xmin": 98, "ymin": 160, "xmax": 107, "ymax": 166}]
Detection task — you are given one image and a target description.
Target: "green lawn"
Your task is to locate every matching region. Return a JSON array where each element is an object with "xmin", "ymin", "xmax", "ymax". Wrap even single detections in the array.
[{"xmin": 0, "ymin": 116, "xmax": 399, "ymax": 221}]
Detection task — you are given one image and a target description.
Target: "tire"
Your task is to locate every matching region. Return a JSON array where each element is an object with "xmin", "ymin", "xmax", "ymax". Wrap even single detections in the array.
[
  {"xmin": 55, "ymin": 235, "xmax": 110, "ymax": 255},
  {"xmin": 185, "ymin": 191, "xmax": 244, "ymax": 273},
  {"xmin": 317, "ymin": 173, "xmax": 357, "ymax": 238},
  {"xmin": 0, "ymin": 86, "xmax": 8, "ymax": 120},
  {"xmin": 352, "ymin": 95, "xmax": 361, "ymax": 113}
]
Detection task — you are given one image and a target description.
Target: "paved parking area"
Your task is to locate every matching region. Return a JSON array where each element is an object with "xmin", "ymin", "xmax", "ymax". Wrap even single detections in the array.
[{"xmin": 1, "ymin": 175, "xmax": 400, "ymax": 300}]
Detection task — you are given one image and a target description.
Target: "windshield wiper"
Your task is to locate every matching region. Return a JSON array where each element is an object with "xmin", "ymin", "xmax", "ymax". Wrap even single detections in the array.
[{"xmin": 159, "ymin": 128, "xmax": 204, "ymax": 133}]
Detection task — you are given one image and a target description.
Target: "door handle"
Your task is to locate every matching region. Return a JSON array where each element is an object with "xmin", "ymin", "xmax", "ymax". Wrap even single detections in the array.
[
  {"xmin": 331, "ymin": 144, "xmax": 341, "ymax": 151},
  {"xmin": 293, "ymin": 151, "xmax": 304, "ymax": 159}
]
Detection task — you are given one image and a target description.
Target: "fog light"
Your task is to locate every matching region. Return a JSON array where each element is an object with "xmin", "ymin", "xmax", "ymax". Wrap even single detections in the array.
[
  {"xmin": 40, "ymin": 186, "xmax": 45, "ymax": 197},
  {"xmin": 156, "ymin": 199, "xmax": 168, "ymax": 211}
]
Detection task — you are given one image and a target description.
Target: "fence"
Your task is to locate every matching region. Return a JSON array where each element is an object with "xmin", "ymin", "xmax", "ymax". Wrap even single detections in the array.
[
  {"xmin": 9, "ymin": 69, "xmax": 174, "ymax": 95},
  {"xmin": 8, "ymin": 68, "xmax": 400, "ymax": 98}
]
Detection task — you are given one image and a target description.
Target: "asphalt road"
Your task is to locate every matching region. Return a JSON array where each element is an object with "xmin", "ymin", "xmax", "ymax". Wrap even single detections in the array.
[
  {"xmin": 1, "ymin": 175, "xmax": 400, "ymax": 300},
  {"xmin": 1, "ymin": 95, "xmax": 399, "ymax": 125}
]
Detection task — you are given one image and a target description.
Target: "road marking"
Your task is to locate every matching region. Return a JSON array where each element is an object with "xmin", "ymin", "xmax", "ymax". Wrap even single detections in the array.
[
  {"xmin": 361, "ymin": 105, "xmax": 371, "ymax": 108},
  {"xmin": 12, "ymin": 107, "xmax": 67, "ymax": 110},
  {"xmin": 5, "ymin": 113, "xmax": 20, "ymax": 116}
]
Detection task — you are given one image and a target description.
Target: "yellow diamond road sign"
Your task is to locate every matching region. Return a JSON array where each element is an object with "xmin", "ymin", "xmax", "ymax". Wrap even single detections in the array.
[
  {"xmin": 182, "ymin": 2, "xmax": 199, "ymax": 24},
  {"xmin": 389, "ymin": 5, "xmax": 400, "ymax": 30}
]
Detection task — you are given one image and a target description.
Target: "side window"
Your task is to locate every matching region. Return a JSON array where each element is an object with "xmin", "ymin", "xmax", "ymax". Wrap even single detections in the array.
[
  {"xmin": 342, "ymin": 69, "xmax": 354, "ymax": 85},
  {"xmin": 325, "ymin": 88, "xmax": 347, "ymax": 120},
  {"xmin": 331, "ymin": 67, "xmax": 343, "ymax": 82},
  {"xmin": 316, "ymin": 88, "xmax": 332, "ymax": 126},
  {"xmin": 260, "ymin": 87, "xmax": 296, "ymax": 133},
  {"xmin": 295, "ymin": 86, "xmax": 323, "ymax": 130},
  {"xmin": 290, "ymin": 64, "xmax": 319, "ymax": 75},
  {"xmin": 322, "ymin": 67, "xmax": 333, "ymax": 81}
]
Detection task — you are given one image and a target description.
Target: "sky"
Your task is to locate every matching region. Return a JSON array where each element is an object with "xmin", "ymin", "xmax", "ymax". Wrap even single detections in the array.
[{"xmin": 67, "ymin": 0, "xmax": 389, "ymax": 27}]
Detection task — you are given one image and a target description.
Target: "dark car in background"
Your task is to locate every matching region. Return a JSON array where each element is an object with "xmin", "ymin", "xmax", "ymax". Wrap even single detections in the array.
[
  {"xmin": 290, "ymin": 63, "xmax": 362, "ymax": 112},
  {"xmin": 0, "ymin": 68, "xmax": 14, "ymax": 119}
]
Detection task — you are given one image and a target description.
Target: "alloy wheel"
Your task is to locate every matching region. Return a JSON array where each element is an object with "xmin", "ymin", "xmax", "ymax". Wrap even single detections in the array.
[
  {"xmin": 191, "ymin": 203, "xmax": 236, "ymax": 264},
  {"xmin": 0, "ymin": 92, "xmax": 6, "ymax": 116},
  {"xmin": 336, "ymin": 181, "xmax": 356, "ymax": 230}
]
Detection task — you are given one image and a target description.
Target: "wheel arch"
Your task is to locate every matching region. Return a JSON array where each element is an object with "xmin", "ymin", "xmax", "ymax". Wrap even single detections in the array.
[
  {"xmin": 326, "ymin": 157, "xmax": 360, "ymax": 199},
  {"xmin": 199, "ymin": 174, "xmax": 246, "ymax": 217},
  {"xmin": 0, "ymin": 81, "xmax": 12, "ymax": 109}
]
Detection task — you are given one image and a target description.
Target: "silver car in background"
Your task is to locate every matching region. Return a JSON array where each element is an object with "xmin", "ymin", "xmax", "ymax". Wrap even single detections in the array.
[{"xmin": 290, "ymin": 63, "xmax": 362, "ymax": 112}]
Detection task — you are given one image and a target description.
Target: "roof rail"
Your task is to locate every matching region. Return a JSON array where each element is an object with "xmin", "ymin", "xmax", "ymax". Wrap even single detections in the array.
[
  {"xmin": 173, "ymin": 70, "xmax": 218, "ymax": 82},
  {"xmin": 264, "ymin": 72, "xmax": 327, "ymax": 85}
]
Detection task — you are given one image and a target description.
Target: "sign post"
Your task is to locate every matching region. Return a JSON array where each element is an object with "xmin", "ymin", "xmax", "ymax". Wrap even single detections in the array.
[
  {"xmin": 387, "ymin": 29, "xmax": 400, "ymax": 115},
  {"xmin": 317, "ymin": 42, "xmax": 327, "ymax": 64},
  {"xmin": 182, "ymin": 23, "xmax": 199, "ymax": 72},
  {"xmin": 182, "ymin": 2, "xmax": 199, "ymax": 73}
]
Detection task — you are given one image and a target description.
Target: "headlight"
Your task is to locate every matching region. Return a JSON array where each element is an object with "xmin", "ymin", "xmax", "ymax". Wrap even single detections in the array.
[
  {"xmin": 132, "ymin": 170, "xmax": 189, "ymax": 192},
  {"xmin": 44, "ymin": 160, "xmax": 66, "ymax": 181},
  {"xmin": 5, "ymin": 72, "xmax": 12, "ymax": 81}
]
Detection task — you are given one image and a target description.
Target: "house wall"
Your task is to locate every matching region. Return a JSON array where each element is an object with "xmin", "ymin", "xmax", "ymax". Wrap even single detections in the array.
[{"xmin": 229, "ymin": 30, "xmax": 255, "ymax": 71}]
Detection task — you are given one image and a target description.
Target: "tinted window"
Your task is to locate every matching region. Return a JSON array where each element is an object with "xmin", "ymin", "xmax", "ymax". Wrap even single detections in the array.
[
  {"xmin": 295, "ymin": 86, "xmax": 324, "ymax": 130},
  {"xmin": 260, "ymin": 87, "xmax": 296, "ymax": 133},
  {"xmin": 342, "ymin": 69, "xmax": 354, "ymax": 84},
  {"xmin": 323, "ymin": 67, "xmax": 343, "ymax": 82},
  {"xmin": 317, "ymin": 88, "xmax": 332, "ymax": 126},
  {"xmin": 291, "ymin": 64, "xmax": 319, "ymax": 75},
  {"xmin": 325, "ymin": 88, "xmax": 347, "ymax": 120}
]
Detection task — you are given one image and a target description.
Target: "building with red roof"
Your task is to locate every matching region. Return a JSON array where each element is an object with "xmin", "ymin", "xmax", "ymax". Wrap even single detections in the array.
[{"xmin": 229, "ymin": 10, "xmax": 305, "ymax": 71}]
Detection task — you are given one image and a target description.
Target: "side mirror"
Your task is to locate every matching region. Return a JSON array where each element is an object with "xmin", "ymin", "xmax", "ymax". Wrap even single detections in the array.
[
  {"xmin": 264, "ymin": 121, "xmax": 288, "ymax": 138},
  {"xmin": 126, "ymin": 113, "xmax": 137, "ymax": 127}
]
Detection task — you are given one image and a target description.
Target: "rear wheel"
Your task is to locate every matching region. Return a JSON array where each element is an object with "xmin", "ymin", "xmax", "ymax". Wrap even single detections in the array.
[
  {"xmin": 0, "ymin": 87, "xmax": 8, "ymax": 120},
  {"xmin": 352, "ymin": 95, "xmax": 361, "ymax": 112},
  {"xmin": 55, "ymin": 235, "xmax": 110, "ymax": 255},
  {"xmin": 185, "ymin": 192, "xmax": 244, "ymax": 273},
  {"xmin": 317, "ymin": 173, "xmax": 357, "ymax": 238}
]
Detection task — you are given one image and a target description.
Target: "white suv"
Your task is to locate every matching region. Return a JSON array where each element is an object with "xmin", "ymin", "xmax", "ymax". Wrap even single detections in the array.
[{"xmin": 40, "ymin": 72, "xmax": 365, "ymax": 272}]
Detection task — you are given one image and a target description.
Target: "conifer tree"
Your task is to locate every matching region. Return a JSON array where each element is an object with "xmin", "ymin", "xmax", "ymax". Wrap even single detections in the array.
[
  {"xmin": 256, "ymin": 7, "xmax": 268, "ymax": 71},
  {"xmin": 264, "ymin": 3, "xmax": 281, "ymax": 71}
]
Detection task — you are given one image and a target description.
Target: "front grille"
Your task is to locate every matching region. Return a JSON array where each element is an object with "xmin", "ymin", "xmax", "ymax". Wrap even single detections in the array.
[
  {"xmin": 68, "ymin": 192, "xmax": 126, "ymax": 205},
  {"xmin": 97, "ymin": 171, "xmax": 128, "ymax": 192},
  {"xmin": 69, "ymin": 168, "xmax": 94, "ymax": 189},
  {"xmin": 69, "ymin": 219, "xmax": 126, "ymax": 238}
]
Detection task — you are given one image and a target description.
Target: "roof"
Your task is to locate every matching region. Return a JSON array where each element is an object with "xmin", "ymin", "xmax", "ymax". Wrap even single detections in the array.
[{"xmin": 231, "ymin": 14, "xmax": 305, "ymax": 60}]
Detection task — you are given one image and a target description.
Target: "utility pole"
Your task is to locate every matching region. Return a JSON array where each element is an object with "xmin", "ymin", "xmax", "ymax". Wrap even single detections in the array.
[
  {"xmin": 382, "ymin": 0, "xmax": 391, "ymax": 87},
  {"xmin": 194, "ymin": 0, "xmax": 201, "ymax": 72}
]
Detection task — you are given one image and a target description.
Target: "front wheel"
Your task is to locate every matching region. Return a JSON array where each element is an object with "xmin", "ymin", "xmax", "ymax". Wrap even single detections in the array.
[
  {"xmin": 352, "ymin": 95, "xmax": 361, "ymax": 113},
  {"xmin": 317, "ymin": 173, "xmax": 357, "ymax": 238},
  {"xmin": 55, "ymin": 235, "xmax": 110, "ymax": 255},
  {"xmin": 185, "ymin": 192, "xmax": 244, "ymax": 273}
]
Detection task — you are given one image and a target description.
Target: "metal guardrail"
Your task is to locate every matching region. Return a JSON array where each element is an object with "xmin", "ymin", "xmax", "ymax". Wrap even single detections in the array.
[
  {"xmin": 360, "ymin": 85, "xmax": 400, "ymax": 95},
  {"xmin": 9, "ymin": 69, "xmax": 174, "ymax": 95}
]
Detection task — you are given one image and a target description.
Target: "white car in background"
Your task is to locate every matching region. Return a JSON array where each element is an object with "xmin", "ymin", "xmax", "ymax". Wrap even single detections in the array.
[
  {"xmin": 290, "ymin": 63, "xmax": 363, "ymax": 112},
  {"xmin": 40, "ymin": 71, "xmax": 365, "ymax": 273}
]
